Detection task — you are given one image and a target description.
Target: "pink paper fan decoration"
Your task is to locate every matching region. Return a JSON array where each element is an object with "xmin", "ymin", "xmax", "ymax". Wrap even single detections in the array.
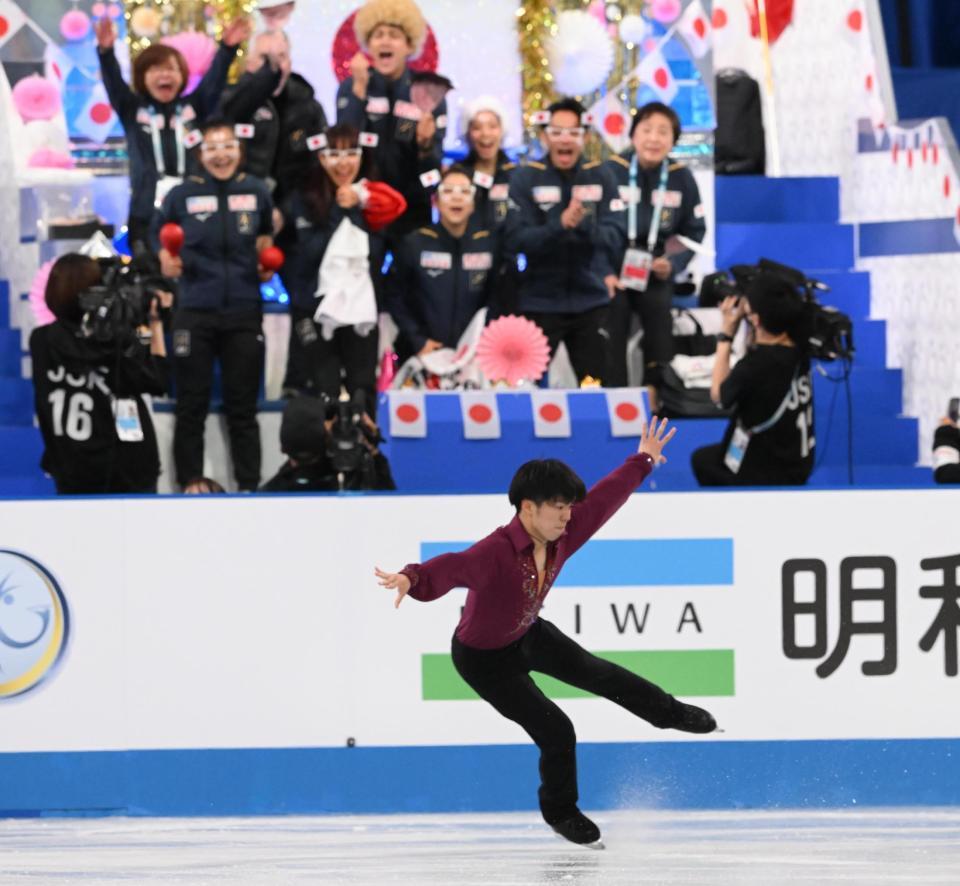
[
  {"xmin": 649, "ymin": 0, "xmax": 682, "ymax": 24},
  {"xmin": 475, "ymin": 315, "xmax": 552, "ymax": 385},
  {"xmin": 60, "ymin": 9, "xmax": 91, "ymax": 41},
  {"xmin": 29, "ymin": 261, "xmax": 57, "ymax": 327},
  {"xmin": 161, "ymin": 31, "xmax": 217, "ymax": 87},
  {"xmin": 11, "ymin": 75, "xmax": 62, "ymax": 122},
  {"xmin": 28, "ymin": 147, "xmax": 75, "ymax": 169}
]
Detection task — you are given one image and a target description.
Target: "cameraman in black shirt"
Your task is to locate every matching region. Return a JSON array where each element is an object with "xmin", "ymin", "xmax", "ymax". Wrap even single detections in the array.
[
  {"xmin": 260, "ymin": 394, "xmax": 395, "ymax": 492},
  {"xmin": 30, "ymin": 254, "xmax": 171, "ymax": 494},
  {"xmin": 691, "ymin": 272, "xmax": 814, "ymax": 486}
]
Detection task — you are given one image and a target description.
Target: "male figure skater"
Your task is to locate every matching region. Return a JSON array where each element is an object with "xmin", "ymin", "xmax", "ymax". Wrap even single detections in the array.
[{"xmin": 375, "ymin": 418, "xmax": 717, "ymax": 849}]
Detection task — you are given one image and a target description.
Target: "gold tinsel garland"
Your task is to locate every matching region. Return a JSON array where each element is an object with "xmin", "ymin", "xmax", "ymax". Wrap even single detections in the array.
[
  {"xmin": 516, "ymin": 1, "xmax": 557, "ymax": 129},
  {"xmin": 122, "ymin": 0, "xmax": 257, "ymax": 82}
]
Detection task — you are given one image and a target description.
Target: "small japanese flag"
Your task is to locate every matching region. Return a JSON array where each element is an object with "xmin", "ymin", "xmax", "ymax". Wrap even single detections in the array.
[
  {"xmin": 359, "ymin": 131, "xmax": 379, "ymax": 147},
  {"xmin": 530, "ymin": 110, "xmax": 550, "ymax": 126},
  {"xmin": 306, "ymin": 133, "xmax": 327, "ymax": 151},
  {"xmin": 678, "ymin": 0, "xmax": 712, "ymax": 58},
  {"xmin": 388, "ymin": 390, "xmax": 427, "ymax": 438},
  {"xmin": 635, "ymin": 49, "xmax": 678, "ymax": 104},
  {"xmin": 586, "ymin": 93, "xmax": 631, "ymax": 154},
  {"xmin": 183, "ymin": 128, "xmax": 203, "ymax": 149},
  {"xmin": 235, "ymin": 123, "xmax": 255, "ymax": 139},
  {"xmin": 73, "ymin": 85, "xmax": 117, "ymax": 145},
  {"xmin": 531, "ymin": 390, "xmax": 571, "ymax": 439},
  {"xmin": 605, "ymin": 388, "xmax": 648, "ymax": 437},
  {"xmin": 419, "ymin": 168, "xmax": 441, "ymax": 188},
  {"xmin": 460, "ymin": 391, "xmax": 501, "ymax": 440},
  {"xmin": 44, "ymin": 42, "xmax": 75, "ymax": 85},
  {"xmin": 0, "ymin": 0, "xmax": 27, "ymax": 49}
]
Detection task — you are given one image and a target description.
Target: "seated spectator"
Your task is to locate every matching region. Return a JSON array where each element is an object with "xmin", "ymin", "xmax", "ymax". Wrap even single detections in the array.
[
  {"xmin": 337, "ymin": 0, "xmax": 446, "ymax": 238},
  {"xmin": 387, "ymin": 165, "xmax": 498, "ymax": 362},
  {"xmin": 219, "ymin": 29, "xmax": 328, "ymax": 204},
  {"xmin": 932, "ymin": 416, "xmax": 960, "ymax": 483},
  {"xmin": 603, "ymin": 102, "xmax": 707, "ymax": 387},
  {"xmin": 260, "ymin": 395, "xmax": 395, "ymax": 492},
  {"xmin": 276, "ymin": 124, "xmax": 405, "ymax": 403},
  {"xmin": 691, "ymin": 273, "xmax": 815, "ymax": 486},
  {"xmin": 30, "ymin": 254, "xmax": 170, "ymax": 495},
  {"xmin": 154, "ymin": 120, "xmax": 274, "ymax": 492},
  {"xmin": 505, "ymin": 98, "xmax": 626, "ymax": 385},
  {"xmin": 95, "ymin": 14, "xmax": 252, "ymax": 254}
]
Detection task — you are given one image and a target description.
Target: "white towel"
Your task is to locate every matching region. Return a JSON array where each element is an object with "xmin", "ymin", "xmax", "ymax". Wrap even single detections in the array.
[{"xmin": 314, "ymin": 217, "xmax": 377, "ymax": 340}]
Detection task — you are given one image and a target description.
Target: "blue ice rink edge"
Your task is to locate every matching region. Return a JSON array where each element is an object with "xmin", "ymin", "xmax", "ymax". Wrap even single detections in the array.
[{"xmin": 1, "ymin": 738, "xmax": 957, "ymax": 818}]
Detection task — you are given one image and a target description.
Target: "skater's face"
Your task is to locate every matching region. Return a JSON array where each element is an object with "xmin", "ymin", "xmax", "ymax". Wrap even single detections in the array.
[
  {"xmin": 632, "ymin": 112, "xmax": 675, "ymax": 168},
  {"xmin": 524, "ymin": 498, "xmax": 574, "ymax": 543},
  {"xmin": 367, "ymin": 25, "xmax": 412, "ymax": 79}
]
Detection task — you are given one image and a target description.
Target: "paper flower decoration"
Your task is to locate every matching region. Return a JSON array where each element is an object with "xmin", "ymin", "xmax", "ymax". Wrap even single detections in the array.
[
  {"xmin": 11, "ymin": 75, "xmax": 61, "ymax": 122},
  {"xmin": 547, "ymin": 10, "xmax": 615, "ymax": 97},
  {"xmin": 619, "ymin": 13, "xmax": 649, "ymax": 44},
  {"xmin": 475, "ymin": 315, "xmax": 551, "ymax": 385},
  {"xmin": 29, "ymin": 261, "xmax": 57, "ymax": 327},
  {"xmin": 28, "ymin": 148, "xmax": 75, "ymax": 169},
  {"xmin": 130, "ymin": 6, "xmax": 162, "ymax": 38},
  {"xmin": 60, "ymin": 9, "xmax": 91, "ymax": 41},
  {"xmin": 649, "ymin": 0, "xmax": 682, "ymax": 24},
  {"xmin": 161, "ymin": 31, "xmax": 217, "ymax": 94}
]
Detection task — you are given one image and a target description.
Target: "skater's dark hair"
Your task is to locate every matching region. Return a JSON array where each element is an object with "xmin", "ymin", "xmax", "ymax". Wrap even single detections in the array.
[{"xmin": 508, "ymin": 459, "xmax": 587, "ymax": 512}]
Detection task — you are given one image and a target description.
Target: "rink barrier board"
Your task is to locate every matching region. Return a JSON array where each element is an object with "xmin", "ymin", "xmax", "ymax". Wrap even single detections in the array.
[{"xmin": 1, "ymin": 738, "xmax": 959, "ymax": 818}]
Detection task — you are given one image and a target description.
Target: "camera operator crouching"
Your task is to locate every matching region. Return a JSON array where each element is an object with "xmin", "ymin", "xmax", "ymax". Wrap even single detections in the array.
[
  {"xmin": 691, "ymin": 271, "xmax": 815, "ymax": 486},
  {"xmin": 260, "ymin": 393, "xmax": 395, "ymax": 492},
  {"xmin": 30, "ymin": 254, "xmax": 171, "ymax": 494}
]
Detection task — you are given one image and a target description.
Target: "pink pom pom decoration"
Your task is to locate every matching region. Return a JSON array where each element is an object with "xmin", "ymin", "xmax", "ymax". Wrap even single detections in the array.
[
  {"xmin": 11, "ymin": 75, "xmax": 62, "ymax": 122},
  {"xmin": 29, "ymin": 261, "xmax": 57, "ymax": 327},
  {"xmin": 161, "ymin": 31, "xmax": 217, "ymax": 87},
  {"xmin": 27, "ymin": 147, "xmax": 75, "ymax": 169},
  {"xmin": 92, "ymin": 2, "xmax": 107, "ymax": 16},
  {"xmin": 60, "ymin": 9, "xmax": 91, "ymax": 41},
  {"xmin": 649, "ymin": 0, "xmax": 682, "ymax": 25},
  {"xmin": 475, "ymin": 315, "xmax": 552, "ymax": 385}
]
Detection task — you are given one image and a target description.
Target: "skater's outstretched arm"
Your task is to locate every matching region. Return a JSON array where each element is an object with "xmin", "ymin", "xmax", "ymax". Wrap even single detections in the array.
[
  {"xmin": 564, "ymin": 417, "xmax": 676, "ymax": 555},
  {"xmin": 375, "ymin": 534, "xmax": 504, "ymax": 608}
]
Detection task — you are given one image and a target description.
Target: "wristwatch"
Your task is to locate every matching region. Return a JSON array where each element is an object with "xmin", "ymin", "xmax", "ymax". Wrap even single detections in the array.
[{"xmin": 717, "ymin": 332, "xmax": 734, "ymax": 343}]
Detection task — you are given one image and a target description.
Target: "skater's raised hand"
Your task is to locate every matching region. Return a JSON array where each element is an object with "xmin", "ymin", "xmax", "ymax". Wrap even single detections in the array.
[
  {"xmin": 375, "ymin": 567, "xmax": 412, "ymax": 608},
  {"xmin": 638, "ymin": 415, "xmax": 676, "ymax": 465}
]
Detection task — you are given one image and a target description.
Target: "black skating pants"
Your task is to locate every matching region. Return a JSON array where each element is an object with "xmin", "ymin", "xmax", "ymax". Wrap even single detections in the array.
[
  {"xmin": 173, "ymin": 308, "xmax": 263, "ymax": 490},
  {"xmin": 451, "ymin": 618, "xmax": 680, "ymax": 824}
]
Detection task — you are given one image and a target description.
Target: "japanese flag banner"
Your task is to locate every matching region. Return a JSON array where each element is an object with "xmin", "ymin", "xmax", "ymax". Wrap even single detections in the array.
[
  {"xmin": 605, "ymin": 389, "xmax": 648, "ymax": 437},
  {"xmin": 531, "ymin": 390, "xmax": 571, "ymax": 439},
  {"xmin": 388, "ymin": 390, "xmax": 427, "ymax": 438},
  {"xmin": 678, "ymin": 0, "xmax": 713, "ymax": 58},
  {"xmin": 73, "ymin": 85, "xmax": 117, "ymax": 145},
  {"xmin": 0, "ymin": 0, "xmax": 27, "ymax": 49},
  {"xmin": 460, "ymin": 391, "xmax": 501, "ymax": 440},
  {"xmin": 586, "ymin": 93, "xmax": 631, "ymax": 155},
  {"xmin": 635, "ymin": 49, "xmax": 678, "ymax": 105}
]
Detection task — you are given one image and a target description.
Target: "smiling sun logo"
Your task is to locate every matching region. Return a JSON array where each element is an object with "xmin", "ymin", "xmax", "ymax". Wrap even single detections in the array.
[{"xmin": 0, "ymin": 550, "xmax": 69, "ymax": 699}]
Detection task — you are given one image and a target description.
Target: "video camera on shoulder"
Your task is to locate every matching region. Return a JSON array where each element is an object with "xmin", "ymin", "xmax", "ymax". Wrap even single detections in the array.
[
  {"xmin": 322, "ymin": 390, "xmax": 382, "ymax": 478},
  {"xmin": 78, "ymin": 251, "xmax": 172, "ymax": 345},
  {"xmin": 699, "ymin": 257, "xmax": 854, "ymax": 362}
]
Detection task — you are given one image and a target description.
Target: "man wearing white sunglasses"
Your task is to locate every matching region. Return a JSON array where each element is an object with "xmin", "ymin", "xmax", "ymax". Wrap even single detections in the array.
[{"xmin": 505, "ymin": 98, "xmax": 626, "ymax": 386}]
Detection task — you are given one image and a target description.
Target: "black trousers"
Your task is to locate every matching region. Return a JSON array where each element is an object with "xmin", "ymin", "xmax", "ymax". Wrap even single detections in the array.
[
  {"xmin": 524, "ymin": 305, "xmax": 610, "ymax": 384},
  {"xmin": 173, "ymin": 308, "xmax": 264, "ymax": 490},
  {"xmin": 605, "ymin": 278, "xmax": 675, "ymax": 387},
  {"xmin": 452, "ymin": 618, "xmax": 680, "ymax": 824},
  {"xmin": 285, "ymin": 307, "xmax": 378, "ymax": 408}
]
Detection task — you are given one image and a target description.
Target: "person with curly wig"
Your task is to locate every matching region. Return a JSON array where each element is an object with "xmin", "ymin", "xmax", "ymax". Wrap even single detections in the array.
[
  {"xmin": 95, "ymin": 14, "xmax": 252, "ymax": 254},
  {"xmin": 336, "ymin": 0, "xmax": 446, "ymax": 239}
]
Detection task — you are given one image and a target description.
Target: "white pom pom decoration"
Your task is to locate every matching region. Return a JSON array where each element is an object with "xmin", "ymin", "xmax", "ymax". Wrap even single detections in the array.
[
  {"xmin": 547, "ymin": 10, "xmax": 615, "ymax": 97},
  {"xmin": 619, "ymin": 13, "xmax": 649, "ymax": 45}
]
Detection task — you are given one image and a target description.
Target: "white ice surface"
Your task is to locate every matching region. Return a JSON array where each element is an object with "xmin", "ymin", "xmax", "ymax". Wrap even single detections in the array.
[{"xmin": 2, "ymin": 808, "xmax": 959, "ymax": 885}]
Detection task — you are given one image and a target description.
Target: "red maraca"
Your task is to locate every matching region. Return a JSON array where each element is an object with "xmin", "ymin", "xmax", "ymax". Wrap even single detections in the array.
[
  {"xmin": 259, "ymin": 245, "xmax": 285, "ymax": 272},
  {"xmin": 159, "ymin": 223, "xmax": 184, "ymax": 257}
]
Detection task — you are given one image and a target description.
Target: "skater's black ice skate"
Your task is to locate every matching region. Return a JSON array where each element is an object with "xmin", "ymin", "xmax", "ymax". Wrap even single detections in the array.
[
  {"xmin": 550, "ymin": 810, "xmax": 604, "ymax": 849},
  {"xmin": 674, "ymin": 701, "xmax": 717, "ymax": 734}
]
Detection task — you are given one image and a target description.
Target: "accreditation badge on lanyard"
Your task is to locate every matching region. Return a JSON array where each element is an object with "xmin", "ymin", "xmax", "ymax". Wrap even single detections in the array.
[
  {"xmin": 150, "ymin": 107, "xmax": 187, "ymax": 208},
  {"xmin": 619, "ymin": 156, "xmax": 668, "ymax": 293},
  {"xmin": 114, "ymin": 398, "xmax": 145, "ymax": 442},
  {"xmin": 724, "ymin": 423, "xmax": 751, "ymax": 473}
]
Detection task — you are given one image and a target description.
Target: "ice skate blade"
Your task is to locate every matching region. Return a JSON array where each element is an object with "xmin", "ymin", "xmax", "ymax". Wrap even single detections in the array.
[{"xmin": 554, "ymin": 833, "xmax": 605, "ymax": 850}]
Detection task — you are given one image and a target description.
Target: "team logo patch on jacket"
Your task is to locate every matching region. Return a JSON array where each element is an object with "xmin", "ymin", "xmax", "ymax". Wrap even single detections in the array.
[
  {"xmin": 490, "ymin": 184, "xmax": 510, "ymax": 201},
  {"xmin": 187, "ymin": 196, "xmax": 218, "ymax": 215},
  {"xmin": 462, "ymin": 252, "xmax": 493, "ymax": 271},
  {"xmin": 228, "ymin": 194, "xmax": 258, "ymax": 212},
  {"xmin": 366, "ymin": 96, "xmax": 389, "ymax": 115},
  {"xmin": 533, "ymin": 186, "xmax": 561, "ymax": 205},
  {"xmin": 662, "ymin": 190, "xmax": 684, "ymax": 208},
  {"xmin": 420, "ymin": 251, "xmax": 452, "ymax": 270},
  {"xmin": 572, "ymin": 184, "xmax": 603, "ymax": 203}
]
